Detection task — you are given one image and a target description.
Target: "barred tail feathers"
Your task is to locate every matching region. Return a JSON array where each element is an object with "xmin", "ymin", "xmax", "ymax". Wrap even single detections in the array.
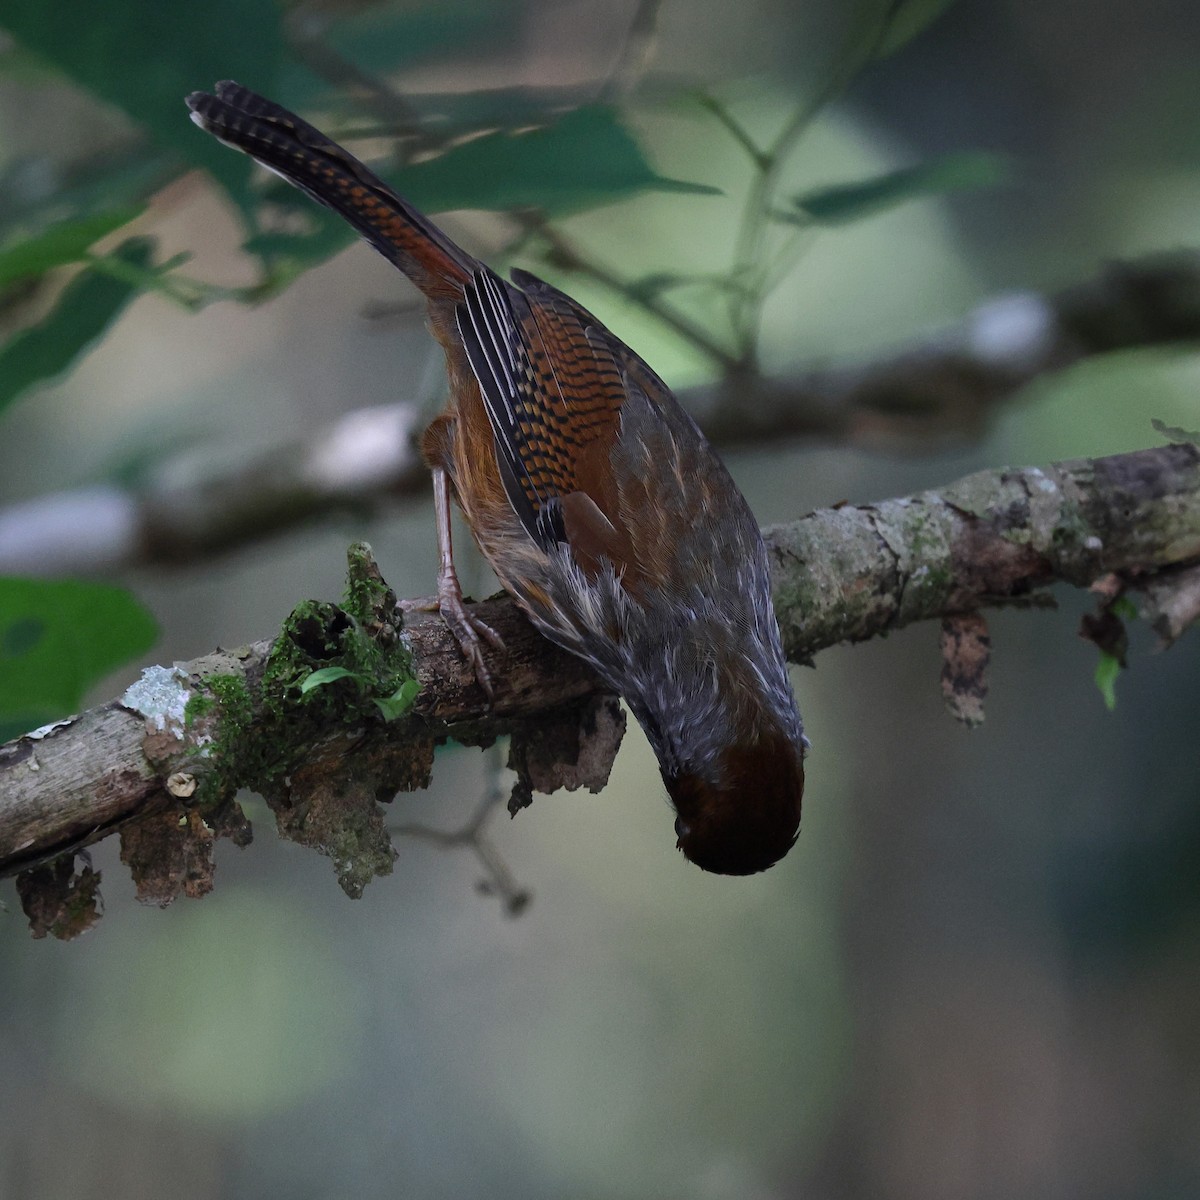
[{"xmin": 185, "ymin": 81, "xmax": 476, "ymax": 297}]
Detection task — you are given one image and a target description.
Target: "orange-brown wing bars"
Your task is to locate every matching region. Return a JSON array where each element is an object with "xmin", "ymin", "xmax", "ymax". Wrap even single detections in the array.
[
  {"xmin": 512, "ymin": 268, "xmax": 630, "ymax": 522},
  {"xmin": 186, "ymin": 81, "xmax": 476, "ymax": 298},
  {"xmin": 456, "ymin": 269, "xmax": 559, "ymax": 546},
  {"xmin": 456, "ymin": 267, "xmax": 629, "ymax": 555}
]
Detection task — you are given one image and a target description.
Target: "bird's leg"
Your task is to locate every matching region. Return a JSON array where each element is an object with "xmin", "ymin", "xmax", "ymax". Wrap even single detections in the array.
[{"xmin": 400, "ymin": 466, "xmax": 505, "ymax": 699}]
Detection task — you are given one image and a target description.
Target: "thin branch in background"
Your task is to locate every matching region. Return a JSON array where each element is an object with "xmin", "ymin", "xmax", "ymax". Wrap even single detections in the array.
[
  {"xmin": 516, "ymin": 212, "xmax": 742, "ymax": 373},
  {"xmin": 0, "ymin": 401, "xmax": 429, "ymax": 574},
  {"xmin": 723, "ymin": 6, "xmax": 901, "ymax": 365},
  {"xmin": 598, "ymin": 0, "xmax": 665, "ymax": 103},
  {"xmin": 393, "ymin": 741, "xmax": 531, "ymax": 916},
  {"xmin": 82, "ymin": 249, "xmax": 249, "ymax": 314},
  {"xmin": 284, "ymin": 14, "xmax": 441, "ymax": 159},
  {"xmin": 358, "ymin": 295, "xmax": 428, "ymax": 323},
  {"xmin": 6, "ymin": 250, "xmax": 1200, "ymax": 575},
  {"xmin": 266, "ymin": 12, "xmax": 944, "ymax": 384},
  {"xmin": 694, "ymin": 93, "xmax": 769, "ymax": 169}
]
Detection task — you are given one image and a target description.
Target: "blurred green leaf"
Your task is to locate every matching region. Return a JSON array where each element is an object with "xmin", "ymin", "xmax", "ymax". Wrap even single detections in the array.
[
  {"xmin": 788, "ymin": 151, "xmax": 1005, "ymax": 225},
  {"xmin": 300, "ymin": 666, "xmax": 360, "ymax": 695},
  {"xmin": 379, "ymin": 84, "xmax": 591, "ymax": 136},
  {"xmin": 2, "ymin": 0, "xmax": 282, "ymax": 215},
  {"xmin": 0, "ymin": 148, "xmax": 176, "ymax": 246},
  {"xmin": 0, "ymin": 577, "xmax": 157, "ymax": 738},
  {"xmin": 396, "ymin": 105, "xmax": 722, "ymax": 212},
  {"xmin": 0, "ymin": 715, "xmax": 39, "ymax": 743},
  {"xmin": 876, "ymin": 0, "xmax": 961, "ymax": 57},
  {"xmin": 0, "ymin": 237, "xmax": 153, "ymax": 418},
  {"xmin": 1091, "ymin": 597, "xmax": 1137, "ymax": 710},
  {"xmin": 0, "ymin": 207, "xmax": 143, "ymax": 288},
  {"xmin": 245, "ymin": 105, "xmax": 719, "ymax": 275},
  {"xmin": 323, "ymin": 2, "xmax": 507, "ymax": 78},
  {"xmin": 626, "ymin": 272, "xmax": 695, "ymax": 301},
  {"xmin": 1094, "ymin": 651, "xmax": 1121, "ymax": 710},
  {"xmin": 374, "ymin": 679, "xmax": 419, "ymax": 721},
  {"xmin": 243, "ymin": 204, "xmax": 357, "ymax": 275},
  {"xmin": 276, "ymin": 1, "xmax": 508, "ymax": 115},
  {"xmin": 1151, "ymin": 417, "xmax": 1200, "ymax": 445},
  {"xmin": 0, "ymin": 29, "xmax": 60, "ymax": 82}
]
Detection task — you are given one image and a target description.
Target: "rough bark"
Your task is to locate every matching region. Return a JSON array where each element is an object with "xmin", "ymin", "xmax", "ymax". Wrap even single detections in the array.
[
  {"xmin": 765, "ymin": 443, "xmax": 1200, "ymax": 659},
  {"xmin": 2, "ymin": 443, "xmax": 1198, "ymax": 927}
]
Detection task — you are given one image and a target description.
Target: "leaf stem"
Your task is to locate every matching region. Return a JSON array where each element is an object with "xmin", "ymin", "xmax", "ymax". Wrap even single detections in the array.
[{"xmin": 726, "ymin": 4, "xmax": 901, "ymax": 366}]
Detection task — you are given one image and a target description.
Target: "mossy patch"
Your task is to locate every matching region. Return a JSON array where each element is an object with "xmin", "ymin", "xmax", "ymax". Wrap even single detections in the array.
[{"xmin": 181, "ymin": 543, "xmax": 427, "ymax": 896}]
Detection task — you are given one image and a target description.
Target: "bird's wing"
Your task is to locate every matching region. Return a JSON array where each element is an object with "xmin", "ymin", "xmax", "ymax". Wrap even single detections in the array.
[{"xmin": 456, "ymin": 266, "xmax": 632, "ymax": 567}]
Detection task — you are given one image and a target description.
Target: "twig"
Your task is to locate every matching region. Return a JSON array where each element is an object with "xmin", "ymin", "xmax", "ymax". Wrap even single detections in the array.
[
  {"xmin": 393, "ymin": 741, "xmax": 530, "ymax": 915},
  {"xmin": 515, "ymin": 213, "xmax": 742, "ymax": 372},
  {"xmin": 599, "ymin": 0, "xmax": 665, "ymax": 102},
  {"xmin": 724, "ymin": 8, "xmax": 899, "ymax": 364},
  {"xmin": 284, "ymin": 16, "xmax": 440, "ymax": 158}
]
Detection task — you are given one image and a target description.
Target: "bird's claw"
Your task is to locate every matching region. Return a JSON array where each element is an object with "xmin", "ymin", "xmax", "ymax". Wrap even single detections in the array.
[
  {"xmin": 399, "ymin": 585, "xmax": 505, "ymax": 700},
  {"xmin": 441, "ymin": 601, "xmax": 504, "ymax": 701}
]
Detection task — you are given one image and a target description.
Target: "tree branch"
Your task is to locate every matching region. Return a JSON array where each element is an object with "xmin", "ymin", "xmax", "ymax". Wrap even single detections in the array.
[
  {"xmin": 4, "ymin": 253, "xmax": 1199, "ymax": 575},
  {"xmin": 3, "ymin": 442, "xmax": 1198, "ymax": 929},
  {"xmin": 766, "ymin": 442, "xmax": 1200, "ymax": 658}
]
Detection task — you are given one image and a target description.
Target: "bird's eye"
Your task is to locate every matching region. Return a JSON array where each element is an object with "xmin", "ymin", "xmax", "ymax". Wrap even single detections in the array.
[{"xmin": 674, "ymin": 815, "xmax": 690, "ymax": 841}]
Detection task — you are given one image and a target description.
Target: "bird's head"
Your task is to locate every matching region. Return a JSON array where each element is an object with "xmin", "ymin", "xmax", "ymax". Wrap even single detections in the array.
[{"xmin": 665, "ymin": 729, "xmax": 804, "ymax": 875}]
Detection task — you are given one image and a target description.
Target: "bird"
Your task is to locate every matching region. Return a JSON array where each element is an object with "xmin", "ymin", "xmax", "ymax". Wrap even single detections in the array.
[{"xmin": 186, "ymin": 82, "xmax": 806, "ymax": 875}]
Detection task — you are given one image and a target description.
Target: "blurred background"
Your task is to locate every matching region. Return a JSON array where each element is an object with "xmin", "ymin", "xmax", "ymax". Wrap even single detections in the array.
[{"xmin": 1, "ymin": 1, "xmax": 1199, "ymax": 1197}]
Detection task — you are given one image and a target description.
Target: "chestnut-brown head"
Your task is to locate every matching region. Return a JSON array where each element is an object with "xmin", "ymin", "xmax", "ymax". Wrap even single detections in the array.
[{"xmin": 667, "ymin": 731, "xmax": 804, "ymax": 875}]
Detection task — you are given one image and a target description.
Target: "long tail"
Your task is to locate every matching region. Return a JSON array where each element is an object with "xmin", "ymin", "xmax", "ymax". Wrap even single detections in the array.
[{"xmin": 186, "ymin": 81, "xmax": 476, "ymax": 298}]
